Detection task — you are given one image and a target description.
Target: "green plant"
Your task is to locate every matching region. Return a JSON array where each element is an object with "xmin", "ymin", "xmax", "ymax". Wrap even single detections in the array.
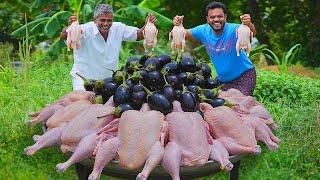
[
  {"xmin": 0, "ymin": 42, "xmax": 14, "ymax": 67},
  {"xmin": 18, "ymin": 14, "xmax": 33, "ymax": 82},
  {"xmin": 261, "ymin": 44, "xmax": 302, "ymax": 73},
  {"xmin": 254, "ymin": 69, "xmax": 320, "ymax": 105}
]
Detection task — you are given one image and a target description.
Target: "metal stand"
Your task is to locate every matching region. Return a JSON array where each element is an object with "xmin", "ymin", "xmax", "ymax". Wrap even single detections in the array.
[
  {"xmin": 230, "ymin": 160, "xmax": 241, "ymax": 180},
  {"xmin": 74, "ymin": 160, "xmax": 241, "ymax": 180},
  {"xmin": 75, "ymin": 163, "xmax": 91, "ymax": 180}
]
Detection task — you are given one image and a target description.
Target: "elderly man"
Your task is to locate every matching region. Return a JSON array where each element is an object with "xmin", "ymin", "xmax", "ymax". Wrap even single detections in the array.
[
  {"xmin": 173, "ymin": 2, "xmax": 257, "ymax": 96},
  {"xmin": 60, "ymin": 4, "xmax": 156, "ymax": 90}
]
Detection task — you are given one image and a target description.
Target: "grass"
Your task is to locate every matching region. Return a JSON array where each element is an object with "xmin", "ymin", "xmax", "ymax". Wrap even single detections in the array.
[{"xmin": 0, "ymin": 52, "xmax": 319, "ymax": 179}]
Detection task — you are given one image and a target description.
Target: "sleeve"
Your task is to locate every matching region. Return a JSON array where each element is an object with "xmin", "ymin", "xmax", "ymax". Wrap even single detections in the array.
[
  {"xmin": 190, "ymin": 25, "xmax": 204, "ymax": 43},
  {"xmin": 122, "ymin": 23, "xmax": 139, "ymax": 42}
]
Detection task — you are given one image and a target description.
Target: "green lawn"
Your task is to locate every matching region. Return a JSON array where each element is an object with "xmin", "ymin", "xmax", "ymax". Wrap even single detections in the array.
[{"xmin": 0, "ymin": 54, "xmax": 319, "ymax": 180}]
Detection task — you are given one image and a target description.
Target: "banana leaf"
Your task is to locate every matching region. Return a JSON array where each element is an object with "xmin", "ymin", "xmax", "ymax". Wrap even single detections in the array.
[
  {"xmin": 44, "ymin": 11, "xmax": 72, "ymax": 38},
  {"xmin": 115, "ymin": 5, "xmax": 172, "ymax": 29},
  {"xmin": 11, "ymin": 17, "xmax": 50, "ymax": 38},
  {"xmin": 48, "ymin": 38, "xmax": 66, "ymax": 54},
  {"xmin": 138, "ymin": 0, "xmax": 161, "ymax": 9}
]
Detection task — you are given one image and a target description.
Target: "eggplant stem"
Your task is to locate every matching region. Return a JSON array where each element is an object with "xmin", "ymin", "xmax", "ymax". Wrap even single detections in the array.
[
  {"xmin": 120, "ymin": 73, "xmax": 129, "ymax": 88},
  {"xmin": 140, "ymin": 84, "xmax": 152, "ymax": 95},
  {"xmin": 224, "ymin": 99, "xmax": 235, "ymax": 108},
  {"xmin": 199, "ymin": 95, "xmax": 211, "ymax": 103},
  {"xmin": 106, "ymin": 68, "xmax": 115, "ymax": 73},
  {"xmin": 76, "ymin": 72, "xmax": 88, "ymax": 81}
]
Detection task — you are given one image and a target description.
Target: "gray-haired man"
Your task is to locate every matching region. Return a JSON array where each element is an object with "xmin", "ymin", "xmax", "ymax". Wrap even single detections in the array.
[{"xmin": 60, "ymin": 4, "xmax": 156, "ymax": 90}]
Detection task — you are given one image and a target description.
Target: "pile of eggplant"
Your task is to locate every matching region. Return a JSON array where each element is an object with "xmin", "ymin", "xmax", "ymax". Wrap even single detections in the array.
[{"xmin": 78, "ymin": 54, "xmax": 226, "ymax": 117}]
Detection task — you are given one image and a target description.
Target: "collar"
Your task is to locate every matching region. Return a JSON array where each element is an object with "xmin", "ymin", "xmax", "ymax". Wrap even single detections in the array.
[{"xmin": 93, "ymin": 22, "xmax": 100, "ymax": 36}]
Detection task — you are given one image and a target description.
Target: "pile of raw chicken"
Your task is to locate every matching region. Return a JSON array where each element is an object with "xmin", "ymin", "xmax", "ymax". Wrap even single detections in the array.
[
  {"xmin": 24, "ymin": 16, "xmax": 280, "ymax": 180},
  {"xmin": 25, "ymin": 88, "xmax": 280, "ymax": 180}
]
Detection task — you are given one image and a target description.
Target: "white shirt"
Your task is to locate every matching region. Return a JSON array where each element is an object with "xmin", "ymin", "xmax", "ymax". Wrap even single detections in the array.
[{"xmin": 70, "ymin": 22, "xmax": 138, "ymax": 80}]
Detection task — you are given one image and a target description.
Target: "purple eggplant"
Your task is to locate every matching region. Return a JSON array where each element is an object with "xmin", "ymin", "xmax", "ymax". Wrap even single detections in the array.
[
  {"xmin": 157, "ymin": 54, "xmax": 172, "ymax": 67},
  {"xmin": 178, "ymin": 56, "xmax": 196, "ymax": 72},
  {"xmin": 114, "ymin": 103, "xmax": 135, "ymax": 117}
]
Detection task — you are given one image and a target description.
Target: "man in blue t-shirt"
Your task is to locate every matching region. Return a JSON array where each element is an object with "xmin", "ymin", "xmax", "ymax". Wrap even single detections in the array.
[{"xmin": 173, "ymin": 2, "xmax": 257, "ymax": 96}]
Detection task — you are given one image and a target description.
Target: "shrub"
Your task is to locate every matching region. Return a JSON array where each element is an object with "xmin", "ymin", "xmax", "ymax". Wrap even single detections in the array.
[{"xmin": 254, "ymin": 70, "xmax": 320, "ymax": 105}]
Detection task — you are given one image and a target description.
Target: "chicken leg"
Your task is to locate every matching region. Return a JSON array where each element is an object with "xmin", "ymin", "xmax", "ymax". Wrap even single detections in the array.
[
  {"xmin": 88, "ymin": 137, "xmax": 119, "ymax": 180},
  {"xmin": 161, "ymin": 142, "xmax": 182, "ymax": 180},
  {"xmin": 56, "ymin": 133, "xmax": 98, "ymax": 173}
]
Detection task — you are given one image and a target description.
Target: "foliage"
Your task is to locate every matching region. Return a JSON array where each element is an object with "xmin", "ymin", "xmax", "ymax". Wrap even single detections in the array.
[
  {"xmin": 0, "ymin": 54, "xmax": 74, "ymax": 179},
  {"xmin": 9, "ymin": 0, "xmax": 172, "ymax": 56},
  {"xmin": 254, "ymin": 1, "xmax": 320, "ymax": 67},
  {"xmin": 253, "ymin": 44, "xmax": 302, "ymax": 73},
  {"xmin": 0, "ymin": 43, "xmax": 14, "ymax": 67},
  {"xmin": 254, "ymin": 69, "xmax": 320, "ymax": 106}
]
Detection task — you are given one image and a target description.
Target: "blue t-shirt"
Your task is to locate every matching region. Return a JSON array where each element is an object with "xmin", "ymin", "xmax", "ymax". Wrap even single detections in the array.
[{"xmin": 190, "ymin": 22, "xmax": 253, "ymax": 82}]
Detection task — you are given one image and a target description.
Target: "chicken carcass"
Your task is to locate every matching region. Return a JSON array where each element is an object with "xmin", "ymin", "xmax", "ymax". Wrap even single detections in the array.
[
  {"xmin": 27, "ymin": 90, "xmax": 95, "ymax": 126},
  {"xmin": 24, "ymin": 124, "xmax": 67, "ymax": 156},
  {"xmin": 46, "ymin": 100, "xmax": 92, "ymax": 130},
  {"xmin": 169, "ymin": 18, "xmax": 186, "ymax": 53},
  {"xmin": 162, "ymin": 101, "xmax": 232, "ymax": 180},
  {"xmin": 200, "ymin": 103, "xmax": 261, "ymax": 155},
  {"xmin": 143, "ymin": 21, "xmax": 158, "ymax": 52},
  {"xmin": 88, "ymin": 103, "xmax": 168, "ymax": 180},
  {"xmin": 241, "ymin": 115, "xmax": 280, "ymax": 151},
  {"xmin": 60, "ymin": 99, "xmax": 116, "ymax": 153},
  {"xmin": 23, "ymin": 97, "xmax": 113, "ymax": 156},
  {"xmin": 219, "ymin": 88, "xmax": 278, "ymax": 131},
  {"xmin": 66, "ymin": 21, "xmax": 83, "ymax": 51},
  {"xmin": 235, "ymin": 24, "xmax": 252, "ymax": 56}
]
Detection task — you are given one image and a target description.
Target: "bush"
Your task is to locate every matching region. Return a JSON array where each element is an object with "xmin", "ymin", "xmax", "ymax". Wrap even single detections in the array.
[{"xmin": 254, "ymin": 70, "xmax": 320, "ymax": 105}]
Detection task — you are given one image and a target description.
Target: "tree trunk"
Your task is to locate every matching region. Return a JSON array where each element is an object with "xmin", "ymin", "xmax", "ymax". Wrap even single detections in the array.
[{"xmin": 247, "ymin": 0, "xmax": 269, "ymax": 45}]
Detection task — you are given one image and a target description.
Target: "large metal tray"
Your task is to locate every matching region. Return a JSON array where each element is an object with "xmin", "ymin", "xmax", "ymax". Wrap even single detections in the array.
[{"xmin": 42, "ymin": 123, "xmax": 242, "ymax": 179}]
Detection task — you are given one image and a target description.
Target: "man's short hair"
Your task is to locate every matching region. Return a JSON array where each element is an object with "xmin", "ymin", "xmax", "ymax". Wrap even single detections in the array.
[
  {"xmin": 94, "ymin": 4, "xmax": 113, "ymax": 18},
  {"xmin": 206, "ymin": 2, "xmax": 227, "ymax": 15}
]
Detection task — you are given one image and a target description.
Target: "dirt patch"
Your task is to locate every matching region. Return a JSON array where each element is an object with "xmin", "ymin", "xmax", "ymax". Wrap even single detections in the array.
[{"xmin": 262, "ymin": 65, "xmax": 320, "ymax": 79}]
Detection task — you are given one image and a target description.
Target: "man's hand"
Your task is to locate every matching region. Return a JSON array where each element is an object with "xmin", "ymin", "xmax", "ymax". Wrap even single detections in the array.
[
  {"xmin": 173, "ymin": 15, "xmax": 184, "ymax": 26},
  {"xmin": 240, "ymin": 14, "xmax": 251, "ymax": 26},
  {"xmin": 145, "ymin": 13, "xmax": 157, "ymax": 24},
  {"xmin": 68, "ymin": 15, "xmax": 78, "ymax": 25},
  {"xmin": 60, "ymin": 15, "xmax": 78, "ymax": 40}
]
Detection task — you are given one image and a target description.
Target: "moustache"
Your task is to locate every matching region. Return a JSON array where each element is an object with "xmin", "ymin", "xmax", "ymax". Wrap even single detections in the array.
[{"xmin": 98, "ymin": 25, "xmax": 110, "ymax": 31}]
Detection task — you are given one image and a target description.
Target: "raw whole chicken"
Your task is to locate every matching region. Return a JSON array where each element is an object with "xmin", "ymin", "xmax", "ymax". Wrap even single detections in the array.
[
  {"xmin": 241, "ymin": 115, "xmax": 280, "ymax": 151},
  {"xmin": 88, "ymin": 103, "xmax": 168, "ymax": 180},
  {"xmin": 56, "ymin": 131, "xmax": 116, "ymax": 173},
  {"xmin": 24, "ymin": 124, "xmax": 67, "ymax": 156},
  {"xmin": 219, "ymin": 88, "xmax": 278, "ymax": 131},
  {"xmin": 66, "ymin": 21, "xmax": 83, "ymax": 51},
  {"xmin": 235, "ymin": 24, "xmax": 252, "ymax": 56},
  {"xmin": 46, "ymin": 100, "xmax": 92, "ymax": 130},
  {"xmin": 60, "ymin": 101, "xmax": 116, "ymax": 153},
  {"xmin": 143, "ymin": 21, "xmax": 158, "ymax": 52},
  {"xmin": 200, "ymin": 103, "xmax": 261, "ymax": 155},
  {"xmin": 23, "ymin": 97, "xmax": 114, "ymax": 156},
  {"xmin": 169, "ymin": 22, "xmax": 186, "ymax": 53},
  {"xmin": 27, "ymin": 90, "xmax": 95, "ymax": 126},
  {"xmin": 162, "ymin": 101, "xmax": 232, "ymax": 180}
]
